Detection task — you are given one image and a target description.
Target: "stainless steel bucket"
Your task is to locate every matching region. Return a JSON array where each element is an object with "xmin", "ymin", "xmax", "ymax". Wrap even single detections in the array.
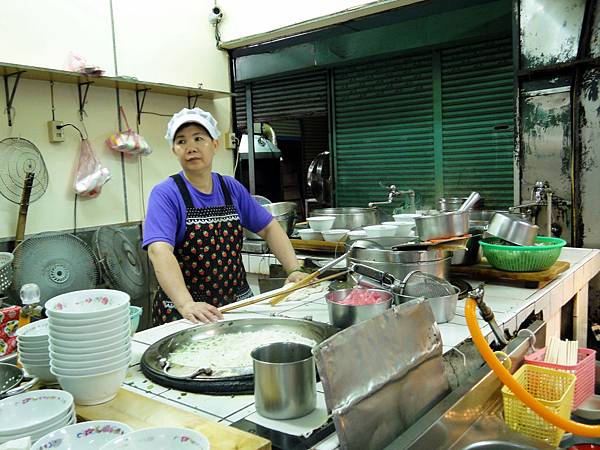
[
  {"xmin": 244, "ymin": 201, "xmax": 297, "ymax": 240},
  {"xmin": 251, "ymin": 342, "xmax": 316, "ymax": 419},
  {"xmin": 312, "ymin": 207, "xmax": 379, "ymax": 230},
  {"xmin": 325, "ymin": 288, "xmax": 393, "ymax": 329}
]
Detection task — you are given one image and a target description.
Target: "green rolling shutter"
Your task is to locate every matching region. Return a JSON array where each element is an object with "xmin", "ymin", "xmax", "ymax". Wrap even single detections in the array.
[
  {"xmin": 333, "ymin": 53, "xmax": 435, "ymax": 208},
  {"xmin": 332, "ymin": 37, "xmax": 514, "ymax": 210},
  {"xmin": 234, "ymin": 72, "xmax": 328, "ymax": 131},
  {"xmin": 440, "ymin": 37, "xmax": 515, "ymax": 209}
]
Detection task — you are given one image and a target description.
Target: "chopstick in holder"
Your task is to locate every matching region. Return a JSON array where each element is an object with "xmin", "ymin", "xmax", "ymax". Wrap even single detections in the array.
[{"xmin": 218, "ymin": 271, "xmax": 347, "ymax": 313}]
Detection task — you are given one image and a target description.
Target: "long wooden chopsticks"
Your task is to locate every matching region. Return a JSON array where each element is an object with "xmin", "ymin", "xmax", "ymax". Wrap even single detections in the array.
[{"xmin": 218, "ymin": 271, "xmax": 347, "ymax": 313}]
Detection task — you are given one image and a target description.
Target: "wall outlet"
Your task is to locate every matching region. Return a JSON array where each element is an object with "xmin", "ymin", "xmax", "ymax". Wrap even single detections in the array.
[
  {"xmin": 224, "ymin": 132, "xmax": 237, "ymax": 149},
  {"xmin": 47, "ymin": 120, "xmax": 64, "ymax": 143}
]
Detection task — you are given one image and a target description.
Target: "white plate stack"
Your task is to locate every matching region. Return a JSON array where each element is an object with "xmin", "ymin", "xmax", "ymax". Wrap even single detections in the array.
[
  {"xmin": 0, "ymin": 389, "xmax": 75, "ymax": 444},
  {"xmin": 45, "ymin": 289, "xmax": 131, "ymax": 406},
  {"xmin": 15, "ymin": 318, "xmax": 55, "ymax": 383}
]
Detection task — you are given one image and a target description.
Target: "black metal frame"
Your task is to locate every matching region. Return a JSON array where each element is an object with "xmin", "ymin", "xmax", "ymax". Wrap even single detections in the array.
[{"xmin": 3, "ymin": 70, "xmax": 24, "ymax": 126}]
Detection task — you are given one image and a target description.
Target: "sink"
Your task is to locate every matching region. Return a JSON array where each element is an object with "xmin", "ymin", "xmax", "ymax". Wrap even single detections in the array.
[{"xmin": 461, "ymin": 441, "xmax": 537, "ymax": 450}]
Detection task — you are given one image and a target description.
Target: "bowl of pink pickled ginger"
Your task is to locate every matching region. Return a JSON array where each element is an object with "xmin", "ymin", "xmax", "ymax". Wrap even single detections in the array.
[{"xmin": 325, "ymin": 288, "xmax": 393, "ymax": 329}]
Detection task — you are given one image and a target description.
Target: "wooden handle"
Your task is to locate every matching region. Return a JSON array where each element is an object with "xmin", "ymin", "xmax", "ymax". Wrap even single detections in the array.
[
  {"xmin": 15, "ymin": 172, "xmax": 35, "ymax": 246},
  {"xmin": 268, "ymin": 271, "xmax": 346, "ymax": 306}
]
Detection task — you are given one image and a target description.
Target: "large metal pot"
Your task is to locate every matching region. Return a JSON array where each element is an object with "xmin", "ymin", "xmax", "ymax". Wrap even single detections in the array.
[
  {"xmin": 414, "ymin": 211, "xmax": 469, "ymax": 241},
  {"xmin": 312, "ymin": 207, "xmax": 379, "ymax": 230},
  {"xmin": 244, "ymin": 202, "xmax": 297, "ymax": 240},
  {"xmin": 347, "ymin": 246, "xmax": 450, "ymax": 281},
  {"xmin": 438, "ymin": 196, "xmax": 484, "ymax": 212},
  {"xmin": 486, "ymin": 212, "xmax": 538, "ymax": 246}
]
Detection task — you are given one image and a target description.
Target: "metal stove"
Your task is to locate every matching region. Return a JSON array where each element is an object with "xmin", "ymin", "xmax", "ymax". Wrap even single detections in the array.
[{"xmin": 242, "ymin": 239, "xmax": 269, "ymax": 254}]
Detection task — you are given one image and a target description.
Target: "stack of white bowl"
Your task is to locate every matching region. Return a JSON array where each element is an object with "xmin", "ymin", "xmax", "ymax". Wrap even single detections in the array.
[
  {"xmin": 15, "ymin": 318, "xmax": 55, "ymax": 383},
  {"xmin": 0, "ymin": 389, "xmax": 75, "ymax": 444},
  {"xmin": 45, "ymin": 289, "xmax": 131, "ymax": 406},
  {"xmin": 32, "ymin": 420, "xmax": 133, "ymax": 450}
]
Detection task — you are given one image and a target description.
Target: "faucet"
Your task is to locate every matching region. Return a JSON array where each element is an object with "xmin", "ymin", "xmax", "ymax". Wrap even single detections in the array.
[
  {"xmin": 368, "ymin": 184, "xmax": 416, "ymax": 212},
  {"xmin": 510, "ymin": 180, "xmax": 558, "ymax": 236}
]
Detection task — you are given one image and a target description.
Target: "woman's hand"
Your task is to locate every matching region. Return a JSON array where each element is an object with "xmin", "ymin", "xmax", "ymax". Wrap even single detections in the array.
[
  {"xmin": 180, "ymin": 302, "xmax": 223, "ymax": 324},
  {"xmin": 285, "ymin": 269, "xmax": 310, "ymax": 284}
]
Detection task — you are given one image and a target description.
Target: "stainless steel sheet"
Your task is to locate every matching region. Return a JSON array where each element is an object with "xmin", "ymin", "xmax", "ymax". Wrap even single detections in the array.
[{"xmin": 313, "ymin": 300, "xmax": 450, "ymax": 450}]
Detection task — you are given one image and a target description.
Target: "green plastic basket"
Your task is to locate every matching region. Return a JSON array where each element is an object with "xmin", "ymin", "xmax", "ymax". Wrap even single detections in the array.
[{"xmin": 480, "ymin": 237, "xmax": 566, "ymax": 272}]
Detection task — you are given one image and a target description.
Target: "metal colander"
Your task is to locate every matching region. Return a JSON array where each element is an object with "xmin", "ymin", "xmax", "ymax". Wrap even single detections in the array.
[
  {"xmin": 401, "ymin": 271, "xmax": 456, "ymax": 298},
  {"xmin": 0, "ymin": 253, "xmax": 13, "ymax": 293}
]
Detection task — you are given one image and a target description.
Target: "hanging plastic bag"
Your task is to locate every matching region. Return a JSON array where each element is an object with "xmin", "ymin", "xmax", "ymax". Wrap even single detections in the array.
[
  {"xmin": 65, "ymin": 51, "xmax": 104, "ymax": 76},
  {"xmin": 106, "ymin": 107, "xmax": 152, "ymax": 156},
  {"xmin": 73, "ymin": 139, "xmax": 111, "ymax": 197}
]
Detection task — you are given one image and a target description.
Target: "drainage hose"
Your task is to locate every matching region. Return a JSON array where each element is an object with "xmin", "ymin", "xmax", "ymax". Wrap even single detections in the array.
[{"xmin": 465, "ymin": 297, "xmax": 600, "ymax": 437}]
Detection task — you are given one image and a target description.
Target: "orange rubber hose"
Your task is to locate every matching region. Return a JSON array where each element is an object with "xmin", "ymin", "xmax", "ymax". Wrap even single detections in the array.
[{"xmin": 465, "ymin": 297, "xmax": 600, "ymax": 437}]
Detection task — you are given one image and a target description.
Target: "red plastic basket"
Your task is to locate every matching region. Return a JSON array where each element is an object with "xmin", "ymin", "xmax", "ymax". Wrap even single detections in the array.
[{"xmin": 524, "ymin": 347, "xmax": 596, "ymax": 409}]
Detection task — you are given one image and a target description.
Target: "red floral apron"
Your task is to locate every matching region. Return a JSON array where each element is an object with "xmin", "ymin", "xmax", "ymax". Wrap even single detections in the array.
[{"xmin": 152, "ymin": 173, "xmax": 252, "ymax": 325}]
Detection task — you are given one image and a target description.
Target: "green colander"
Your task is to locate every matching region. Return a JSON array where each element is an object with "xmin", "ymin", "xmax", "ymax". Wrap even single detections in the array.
[{"xmin": 480, "ymin": 237, "xmax": 566, "ymax": 272}]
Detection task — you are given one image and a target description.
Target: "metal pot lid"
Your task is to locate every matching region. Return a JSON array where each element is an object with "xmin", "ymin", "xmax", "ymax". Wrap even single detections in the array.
[
  {"xmin": 348, "ymin": 246, "xmax": 450, "ymax": 263},
  {"xmin": 140, "ymin": 318, "xmax": 337, "ymax": 394}
]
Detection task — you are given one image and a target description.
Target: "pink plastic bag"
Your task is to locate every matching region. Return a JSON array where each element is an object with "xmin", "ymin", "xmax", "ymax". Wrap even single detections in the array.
[
  {"xmin": 106, "ymin": 107, "xmax": 152, "ymax": 156},
  {"xmin": 73, "ymin": 139, "xmax": 111, "ymax": 197}
]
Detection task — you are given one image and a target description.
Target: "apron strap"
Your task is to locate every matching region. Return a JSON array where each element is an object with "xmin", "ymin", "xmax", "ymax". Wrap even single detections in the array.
[
  {"xmin": 216, "ymin": 173, "xmax": 234, "ymax": 206},
  {"xmin": 170, "ymin": 174, "xmax": 194, "ymax": 209}
]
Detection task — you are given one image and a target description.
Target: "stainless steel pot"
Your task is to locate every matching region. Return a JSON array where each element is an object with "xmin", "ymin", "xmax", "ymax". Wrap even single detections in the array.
[
  {"xmin": 325, "ymin": 288, "xmax": 393, "ymax": 329},
  {"xmin": 439, "ymin": 196, "xmax": 484, "ymax": 212},
  {"xmin": 486, "ymin": 212, "xmax": 538, "ymax": 246},
  {"xmin": 312, "ymin": 207, "xmax": 379, "ymax": 230},
  {"xmin": 252, "ymin": 342, "xmax": 316, "ymax": 419},
  {"xmin": 414, "ymin": 211, "xmax": 469, "ymax": 241},
  {"xmin": 404, "ymin": 286, "xmax": 459, "ymax": 324},
  {"xmin": 244, "ymin": 201, "xmax": 297, "ymax": 240},
  {"xmin": 347, "ymin": 246, "xmax": 450, "ymax": 280}
]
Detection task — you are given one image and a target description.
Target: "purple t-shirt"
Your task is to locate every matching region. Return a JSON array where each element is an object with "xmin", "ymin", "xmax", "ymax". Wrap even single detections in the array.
[{"xmin": 143, "ymin": 172, "xmax": 272, "ymax": 249}]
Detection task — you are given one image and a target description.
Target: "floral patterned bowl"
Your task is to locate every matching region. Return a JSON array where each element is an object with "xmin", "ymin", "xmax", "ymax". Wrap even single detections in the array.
[
  {"xmin": 45, "ymin": 290, "xmax": 130, "ymax": 319},
  {"xmin": 32, "ymin": 420, "xmax": 132, "ymax": 450},
  {"xmin": 100, "ymin": 427, "xmax": 210, "ymax": 450}
]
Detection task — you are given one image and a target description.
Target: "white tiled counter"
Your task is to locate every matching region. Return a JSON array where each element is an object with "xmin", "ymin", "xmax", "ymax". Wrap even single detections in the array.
[{"xmin": 124, "ymin": 247, "xmax": 600, "ymax": 446}]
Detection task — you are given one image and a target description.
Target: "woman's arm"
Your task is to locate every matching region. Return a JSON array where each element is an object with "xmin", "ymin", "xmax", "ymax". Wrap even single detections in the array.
[
  {"xmin": 148, "ymin": 242, "xmax": 222, "ymax": 323},
  {"xmin": 257, "ymin": 220, "xmax": 307, "ymax": 283}
]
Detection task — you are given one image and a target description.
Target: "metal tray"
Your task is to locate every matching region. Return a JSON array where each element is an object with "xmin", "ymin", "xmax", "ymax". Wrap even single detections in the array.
[{"xmin": 141, "ymin": 318, "xmax": 337, "ymax": 395}]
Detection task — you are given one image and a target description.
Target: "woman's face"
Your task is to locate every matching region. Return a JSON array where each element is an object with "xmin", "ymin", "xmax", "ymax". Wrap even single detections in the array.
[{"xmin": 172, "ymin": 123, "xmax": 218, "ymax": 173}]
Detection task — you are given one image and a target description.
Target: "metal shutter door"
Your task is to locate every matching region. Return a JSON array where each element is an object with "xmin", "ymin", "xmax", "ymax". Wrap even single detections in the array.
[
  {"xmin": 333, "ymin": 53, "xmax": 435, "ymax": 208},
  {"xmin": 440, "ymin": 37, "xmax": 515, "ymax": 209}
]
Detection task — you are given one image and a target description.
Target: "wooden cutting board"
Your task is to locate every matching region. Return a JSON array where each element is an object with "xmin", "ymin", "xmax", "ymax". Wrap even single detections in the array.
[
  {"xmin": 450, "ymin": 260, "xmax": 570, "ymax": 288},
  {"xmin": 76, "ymin": 389, "xmax": 270, "ymax": 450}
]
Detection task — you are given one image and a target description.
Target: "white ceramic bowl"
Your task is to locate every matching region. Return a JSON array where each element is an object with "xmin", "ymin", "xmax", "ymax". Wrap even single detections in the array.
[
  {"xmin": 51, "ymin": 342, "xmax": 130, "ymax": 363},
  {"xmin": 0, "ymin": 389, "xmax": 73, "ymax": 435},
  {"xmin": 48, "ymin": 314, "xmax": 129, "ymax": 335},
  {"xmin": 297, "ymin": 229, "xmax": 323, "ymax": 241},
  {"xmin": 49, "ymin": 322, "xmax": 130, "ymax": 342},
  {"xmin": 321, "ymin": 229, "xmax": 350, "ymax": 242},
  {"xmin": 48, "ymin": 307, "xmax": 129, "ymax": 326},
  {"xmin": 17, "ymin": 340, "xmax": 49, "ymax": 353},
  {"xmin": 21, "ymin": 363, "xmax": 56, "ymax": 383},
  {"xmin": 363, "ymin": 225, "xmax": 397, "ymax": 238},
  {"xmin": 382, "ymin": 221, "xmax": 415, "ymax": 237},
  {"xmin": 32, "ymin": 420, "xmax": 132, "ymax": 450},
  {"xmin": 19, "ymin": 352, "xmax": 50, "ymax": 363},
  {"xmin": 307, "ymin": 216, "xmax": 336, "ymax": 232},
  {"xmin": 393, "ymin": 213, "xmax": 421, "ymax": 222},
  {"xmin": 45, "ymin": 290, "xmax": 130, "ymax": 319},
  {"xmin": 100, "ymin": 427, "xmax": 210, "ymax": 450},
  {"xmin": 1, "ymin": 408, "xmax": 75, "ymax": 444},
  {"xmin": 49, "ymin": 329, "xmax": 130, "ymax": 349},
  {"xmin": 15, "ymin": 319, "xmax": 49, "ymax": 342},
  {"xmin": 347, "ymin": 229, "xmax": 367, "ymax": 240},
  {"xmin": 51, "ymin": 353, "xmax": 131, "ymax": 376},
  {"xmin": 56, "ymin": 367, "xmax": 128, "ymax": 406},
  {"xmin": 49, "ymin": 335, "xmax": 130, "ymax": 355}
]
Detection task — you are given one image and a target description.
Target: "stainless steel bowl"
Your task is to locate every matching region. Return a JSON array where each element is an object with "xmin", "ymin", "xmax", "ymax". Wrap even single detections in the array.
[
  {"xmin": 486, "ymin": 212, "xmax": 538, "ymax": 246},
  {"xmin": 414, "ymin": 211, "xmax": 469, "ymax": 241},
  {"xmin": 326, "ymin": 288, "xmax": 393, "ymax": 329},
  {"xmin": 244, "ymin": 201, "xmax": 297, "ymax": 240},
  {"xmin": 426, "ymin": 286, "xmax": 459, "ymax": 323}
]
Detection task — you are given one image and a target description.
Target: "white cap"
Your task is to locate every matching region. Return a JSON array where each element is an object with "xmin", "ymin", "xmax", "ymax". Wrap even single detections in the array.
[{"xmin": 165, "ymin": 107, "xmax": 220, "ymax": 146}]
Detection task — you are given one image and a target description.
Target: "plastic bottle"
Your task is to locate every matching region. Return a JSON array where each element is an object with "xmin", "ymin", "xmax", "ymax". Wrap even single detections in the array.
[{"xmin": 17, "ymin": 283, "xmax": 41, "ymax": 328}]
